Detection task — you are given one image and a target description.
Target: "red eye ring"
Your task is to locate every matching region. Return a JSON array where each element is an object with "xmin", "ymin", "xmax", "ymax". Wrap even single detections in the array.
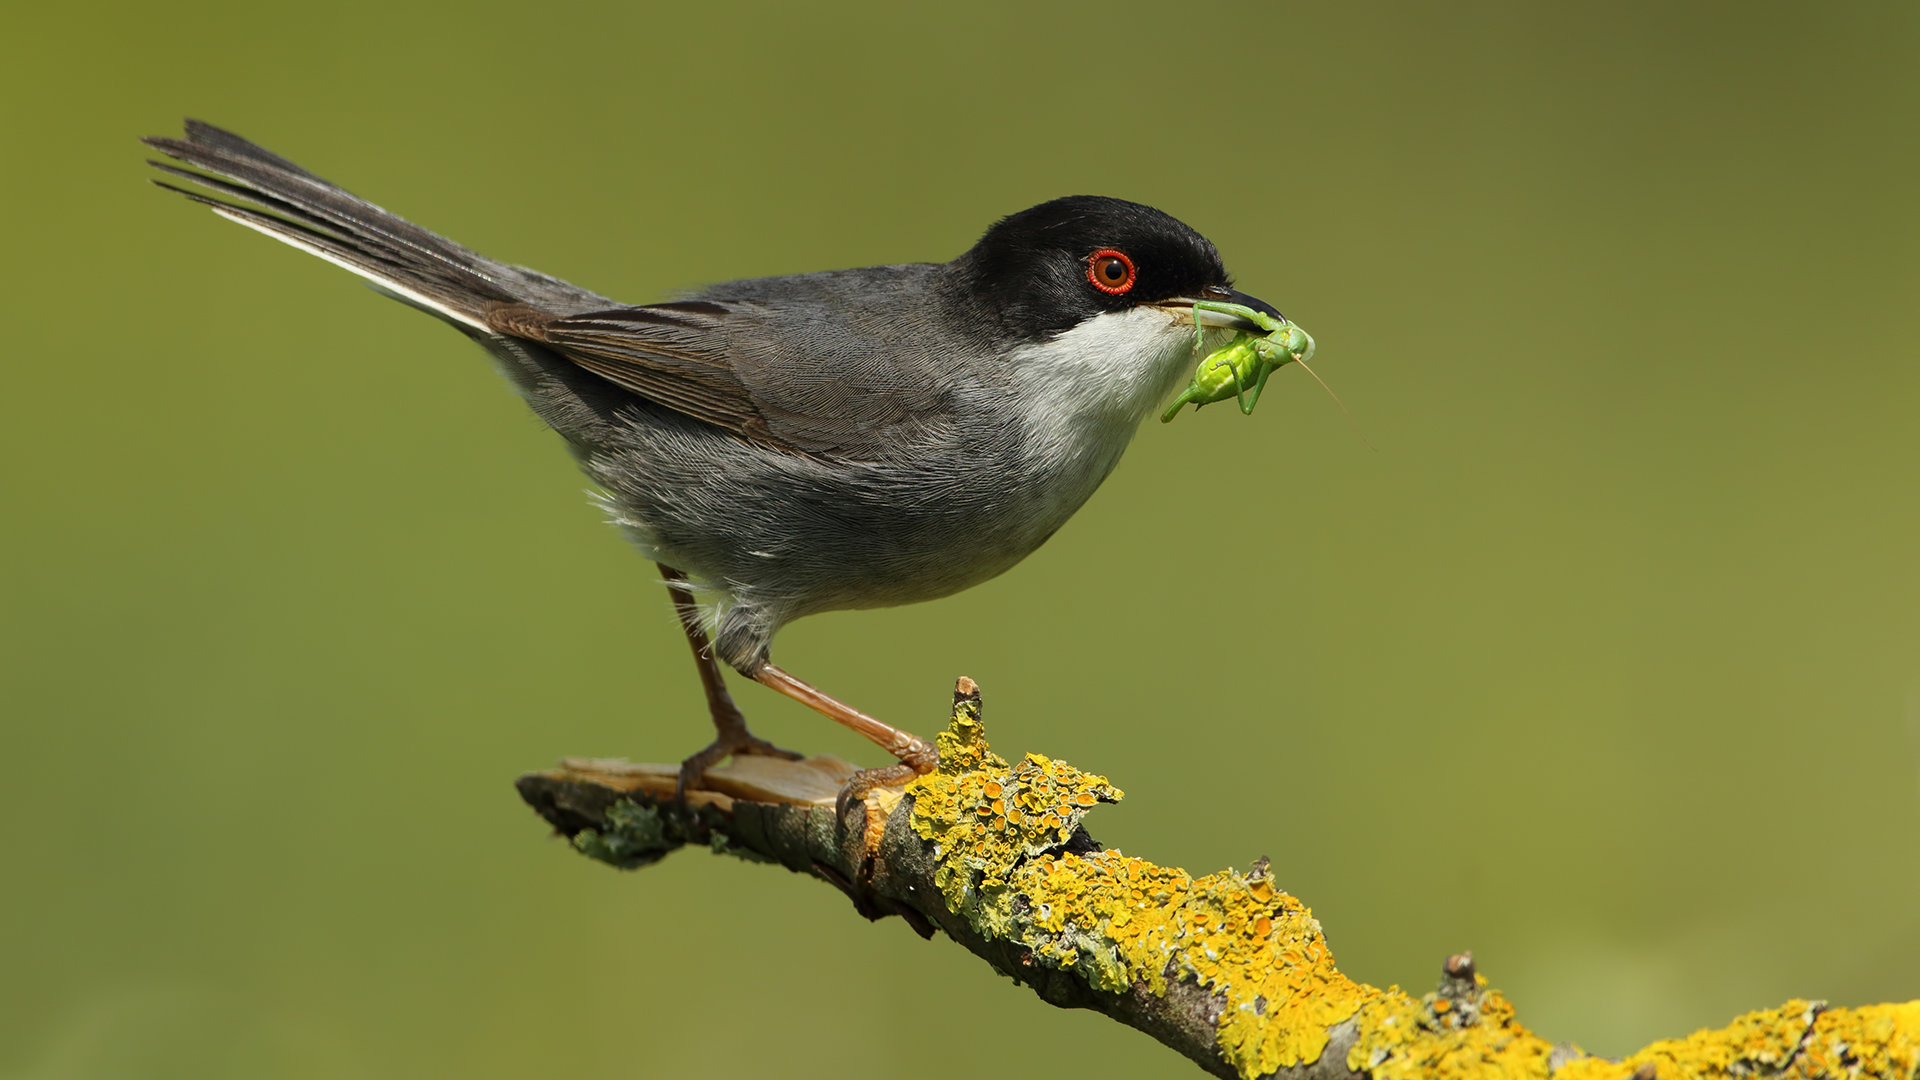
[{"xmin": 1087, "ymin": 248, "xmax": 1136, "ymax": 294}]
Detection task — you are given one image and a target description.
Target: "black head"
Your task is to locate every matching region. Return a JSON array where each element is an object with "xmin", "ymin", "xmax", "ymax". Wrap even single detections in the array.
[{"xmin": 949, "ymin": 196, "xmax": 1233, "ymax": 341}]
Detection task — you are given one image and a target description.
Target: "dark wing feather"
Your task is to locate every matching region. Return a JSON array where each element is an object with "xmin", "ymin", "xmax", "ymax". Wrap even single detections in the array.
[{"xmin": 533, "ymin": 304, "xmax": 785, "ymax": 447}]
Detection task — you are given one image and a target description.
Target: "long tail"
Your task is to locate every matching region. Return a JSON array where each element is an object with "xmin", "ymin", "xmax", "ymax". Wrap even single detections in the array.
[{"xmin": 142, "ymin": 120, "xmax": 611, "ymax": 328}]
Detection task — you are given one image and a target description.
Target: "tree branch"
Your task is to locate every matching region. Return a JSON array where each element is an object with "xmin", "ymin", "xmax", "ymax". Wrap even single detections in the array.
[{"xmin": 516, "ymin": 679, "xmax": 1920, "ymax": 1080}]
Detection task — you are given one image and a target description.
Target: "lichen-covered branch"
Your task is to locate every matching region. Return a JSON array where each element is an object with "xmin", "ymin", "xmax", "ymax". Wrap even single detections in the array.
[{"xmin": 516, "ymin": 680, "xmax": 1920, "ymax": 1080}]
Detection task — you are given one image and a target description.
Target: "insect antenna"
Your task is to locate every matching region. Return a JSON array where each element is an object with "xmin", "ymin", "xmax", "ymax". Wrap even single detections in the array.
[{"xmin": 1290, "ymin": 356, "xmax": 1377, "ymax": 452}]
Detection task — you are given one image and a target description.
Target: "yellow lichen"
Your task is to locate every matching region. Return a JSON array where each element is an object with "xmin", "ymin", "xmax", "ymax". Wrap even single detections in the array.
[
  {"xmin": 1796, "ymin": 1003, "xmax": 1920, "ymax": 1080},
  {"xmin": 1348, "ymin": 980, "xmax": 1555, "ymax": 1080},
  {"xmin": 907, "ymin": 696, "xmax": 1372, "ymax": 1075},
  {"xmin": 904, "ymin": 697, "xmax": 1920, "ymax": 1080},
  {"xmin": 1552, "ymin": 1000, "xmax": 1920, "ymax": 1080}
]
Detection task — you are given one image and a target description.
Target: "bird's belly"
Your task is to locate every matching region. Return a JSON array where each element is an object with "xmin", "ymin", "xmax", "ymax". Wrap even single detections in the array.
[
  {"xmin": 593, "ymin": 404, "xmax": 1134, "ymax": 620},
  {"xmin": 791, "ymin": 418, "xmax": 1137, "ymax": 613}
]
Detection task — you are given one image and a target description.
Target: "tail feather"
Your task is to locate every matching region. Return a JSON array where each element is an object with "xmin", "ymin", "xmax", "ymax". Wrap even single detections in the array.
[
  {"xmin": 143, "ymin": 121, "xmax": 613, "ymax": 327},
  {"xmin": 150, "ymin": 160, "xmax": 343, "ymax": 237},
  {"xmin": 179, "ymin": 118, "xmax": 330, "ymax": 183}
]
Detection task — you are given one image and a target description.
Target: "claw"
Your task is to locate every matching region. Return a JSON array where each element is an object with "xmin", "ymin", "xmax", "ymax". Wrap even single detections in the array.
[
  {"xmin": 676, "ymin": 727, "xmax": 803, "ymax": 801},
  {"xmin": 833, "ymin": 761, "xmax": 924, "ymax": 822}
]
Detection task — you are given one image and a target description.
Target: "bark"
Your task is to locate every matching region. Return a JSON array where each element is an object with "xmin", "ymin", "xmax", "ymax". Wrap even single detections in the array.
[{"xmin": 516, "ymin": 680, "xmax": 1920, "ymax": 1080}]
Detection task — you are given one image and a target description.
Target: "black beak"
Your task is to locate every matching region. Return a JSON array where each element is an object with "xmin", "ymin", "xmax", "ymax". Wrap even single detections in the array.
[
  {"xmin": 1223, "ymin": 289, "xmax": 1283, "ymax": 324},
  {"xmin": 1155, "ymin": 286, "xmax": 1286, "ymax": 331}
]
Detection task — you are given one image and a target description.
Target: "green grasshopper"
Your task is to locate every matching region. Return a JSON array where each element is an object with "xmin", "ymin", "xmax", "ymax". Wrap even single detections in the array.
[{"xmin": 1160, "ymin": 301, "xmax": 1316, "ymax": 423}]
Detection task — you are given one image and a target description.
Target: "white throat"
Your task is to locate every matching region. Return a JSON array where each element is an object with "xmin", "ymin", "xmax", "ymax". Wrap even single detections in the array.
[
  {"xmin": 1008, "ymin": 306, "xmax": 1228, "ymax": 459},
  {"xmin": 1001, "ymin": 306, "xmax": 1234, "ymax": 531}
]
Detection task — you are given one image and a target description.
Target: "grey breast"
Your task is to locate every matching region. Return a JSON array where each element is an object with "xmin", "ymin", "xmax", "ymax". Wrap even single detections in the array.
[{"xmin": 582, "ymin": 265, "xmax": 1059, "ymax": 624}]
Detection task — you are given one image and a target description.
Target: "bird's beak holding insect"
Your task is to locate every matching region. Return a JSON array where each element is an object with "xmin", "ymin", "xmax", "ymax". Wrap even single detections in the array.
[
  {"xmin": 1154, "ymin": 288, "xmax": 1312, "ymax": 362},
  {"xmin": 1152, "ymin": 288, "xmax": 1259, "ymax": 330},
  {"xmin": 1154, "ymin": 287, "xmax": 1284, "ymax": 333}
]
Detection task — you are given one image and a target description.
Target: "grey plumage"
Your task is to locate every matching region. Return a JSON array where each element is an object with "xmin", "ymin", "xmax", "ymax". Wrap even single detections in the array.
[{"xmin": 143, "ymin": 122, "xmax": 1232, "ymax": 676}]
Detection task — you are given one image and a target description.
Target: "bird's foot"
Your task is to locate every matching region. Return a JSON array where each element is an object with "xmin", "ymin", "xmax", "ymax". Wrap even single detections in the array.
[
  {"xmin": 833, "ymin": 762, "xmax": 924, "ymax": 822},
  {"xmin": 833, "ymin": 742, "xmax": 940, "ymax": 844},
  {"xmin": 746, "ymin": 661, "xmax": 940, "ymax": 842},
  {"xmin": 676, "ymin": 722, "xmax": 803, "ymax": 800}
]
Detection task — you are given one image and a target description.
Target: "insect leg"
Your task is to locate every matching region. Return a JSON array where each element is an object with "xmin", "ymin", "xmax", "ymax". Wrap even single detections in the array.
[
  {"xmin": 1161, "ymin": 388, "xmax": 1198, "ymax": 424},
  {"xmin": 1241, "ymin": 361, "xmax": 1278, "ymax": 414},
  {"xmin": 1212, "ymin": 354, "xmax": 1254, "ymax": 414},
  {"xmin": 1192, "ymin": 299, "xmax": 1281, "ymax": 336}
]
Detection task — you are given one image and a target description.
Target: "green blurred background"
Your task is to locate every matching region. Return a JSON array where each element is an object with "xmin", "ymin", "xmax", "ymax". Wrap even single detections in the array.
[{"xmin": 3, "ymin": 2, "xmax": 1917, "ymax": 1076}]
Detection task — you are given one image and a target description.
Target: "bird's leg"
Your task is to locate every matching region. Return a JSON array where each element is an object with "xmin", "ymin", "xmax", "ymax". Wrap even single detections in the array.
[
  {"xmin": 660, "ymin": 565, "xmax": 801, "ymax": 798},
  {"xmin": 752, "ymin": 664, "xmax": 939, "ymax": 815}
]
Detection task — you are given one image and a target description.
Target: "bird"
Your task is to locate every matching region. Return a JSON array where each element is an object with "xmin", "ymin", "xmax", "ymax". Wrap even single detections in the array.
[{"xmin": 142, "ymin": 119, "xmax": 1307, "ymax": 807}]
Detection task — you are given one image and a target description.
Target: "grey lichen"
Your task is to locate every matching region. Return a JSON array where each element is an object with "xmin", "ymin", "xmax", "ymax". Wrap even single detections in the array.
[{"xmin": 571, "ymin": 799, "xmax": 680, "ymax": 869}]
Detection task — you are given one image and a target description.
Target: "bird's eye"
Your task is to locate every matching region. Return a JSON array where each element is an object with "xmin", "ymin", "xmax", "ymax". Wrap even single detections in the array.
[{"xmin": 1086, "ymin": 249, "xmax": 1136, "ymax": 295}]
